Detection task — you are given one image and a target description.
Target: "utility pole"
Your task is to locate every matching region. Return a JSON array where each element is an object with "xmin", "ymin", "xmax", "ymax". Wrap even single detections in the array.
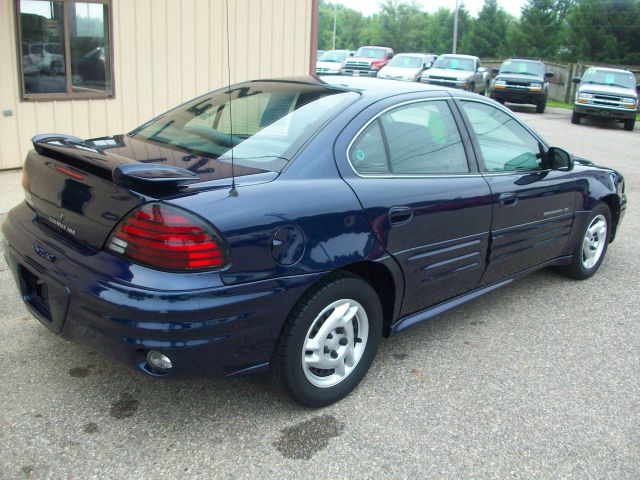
[
  {"xmin": 332, "ymin": 2, "xmax": 337, "ymax": 50},
  {"xmin": 453, "ymin": 0, "xmax": 459, "ymax": 54}
]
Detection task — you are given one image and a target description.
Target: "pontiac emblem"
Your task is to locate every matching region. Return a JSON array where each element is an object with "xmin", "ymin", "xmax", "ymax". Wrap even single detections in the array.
[{"xmin": 32, "ymin": 244, "xmax": 56, "ymax": 263}]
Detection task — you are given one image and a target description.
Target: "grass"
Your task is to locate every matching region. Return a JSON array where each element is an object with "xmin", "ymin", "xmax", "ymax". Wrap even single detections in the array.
[{"xmin": 547, "ymin": 99, "xmax": 640, "ymax": 120}]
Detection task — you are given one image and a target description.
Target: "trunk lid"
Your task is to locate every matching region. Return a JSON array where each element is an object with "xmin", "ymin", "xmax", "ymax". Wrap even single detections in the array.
[{"xmin": 23, "ymin": 134, "xmax": 273, "ymax": 251}]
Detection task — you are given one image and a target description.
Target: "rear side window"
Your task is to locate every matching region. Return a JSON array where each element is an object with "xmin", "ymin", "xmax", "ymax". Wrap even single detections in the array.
[{"xmin": 349, "ymin": 100, "xmax": 469, "ymax": 175}]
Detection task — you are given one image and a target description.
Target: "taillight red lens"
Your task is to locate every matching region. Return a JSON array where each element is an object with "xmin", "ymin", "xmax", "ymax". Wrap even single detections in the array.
[{"xmin": 106, "ymin": 203, "xmax": 229, "ymax": 272}]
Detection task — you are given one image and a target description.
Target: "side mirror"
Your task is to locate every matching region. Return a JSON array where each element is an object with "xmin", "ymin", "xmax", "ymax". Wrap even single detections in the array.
[
  {"xmin": 492, "ymin": 68, "xmax": 499, "ymax": 74},
  {"xmin": 349, "ymin": 52, "xmax": 355, "ymax": 57},
  {"xmin": 572, "ymin": 76, "xmax": 581, "ymax": 84},
  {"xmin": 424, "ymin": 62, "xmax": 432, "ymax": 69},
  {"xmin": 545, "ymin": 72, "xmax": 554, "ymax": 78},
  {"xmin": 547, "ymin": 147, "xmax": 574, "ymax": 171},
  {"xmin": 478, "ymin": 67, "xmax": 487, "ymax": 73}
]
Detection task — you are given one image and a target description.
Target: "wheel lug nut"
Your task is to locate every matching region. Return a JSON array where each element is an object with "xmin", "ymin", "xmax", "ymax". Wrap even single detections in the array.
[
  {"xmin": 324, "ymin": 346, "xmax": 330, "ymax": 354},
  {"xmin": 327, "ymin": 333, "xmax": 333, "ymax": 340},
  {"xmin": 331, "ymin": 350, "xmax": 338, "ymax": 359},
  {"xmin": 336, "ymin": 327, "xmax": 345, "ymax": 334},
  {"xmin": 339, "ymin": 338, "xmax": 348, "ymax": 346}
]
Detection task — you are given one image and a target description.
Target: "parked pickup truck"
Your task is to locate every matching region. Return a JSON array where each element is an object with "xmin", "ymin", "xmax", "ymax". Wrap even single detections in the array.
[
  {"xmin": 572, "ymin": 67, "xmax": 639, "ymax": 131},
  {"xmin": 341, "ymin": 46, "xmax": 394, "ymax": 77},
  {"xmin": 420, "ymin": 54, "xmax": 488, "ymax": 94},
  {"xmin": 490, "ymin": 58, "xmax": 553, "ymax": 113}
]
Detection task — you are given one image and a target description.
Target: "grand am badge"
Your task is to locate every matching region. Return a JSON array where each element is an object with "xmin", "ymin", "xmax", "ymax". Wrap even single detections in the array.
[{"xmin": 48, "ymin": 215, "xmax": 76, "ymax": 236}]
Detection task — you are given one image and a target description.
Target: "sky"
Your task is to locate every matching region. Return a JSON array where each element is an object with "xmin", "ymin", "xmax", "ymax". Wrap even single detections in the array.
[{"xmin": 331, "ymin": 0, "xmax": 527, "ymax": 18}]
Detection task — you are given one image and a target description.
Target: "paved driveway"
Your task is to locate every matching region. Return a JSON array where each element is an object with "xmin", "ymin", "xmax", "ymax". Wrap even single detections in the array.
[{"xmin": 0, "ymin": 107, "xmax": 638, "ymax": 479}]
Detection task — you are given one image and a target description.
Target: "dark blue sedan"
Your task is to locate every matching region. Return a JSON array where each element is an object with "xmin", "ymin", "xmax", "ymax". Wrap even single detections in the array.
[{"xmin": 2, "ymin": 76, "xmax": 626, "ymax": 406}]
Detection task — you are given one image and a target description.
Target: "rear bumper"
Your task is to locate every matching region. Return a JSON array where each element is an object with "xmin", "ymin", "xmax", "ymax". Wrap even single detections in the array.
[
  {"xmin": 491, "ymin": 88, "xmax": 545, "ymax": 104},
  {"xmin": 574, "ymin": 103, "xmax": 637, "ymax": 120},
  {"xmin": 2, "ymin": 203, "xmax": 323, "ymax": 378}
]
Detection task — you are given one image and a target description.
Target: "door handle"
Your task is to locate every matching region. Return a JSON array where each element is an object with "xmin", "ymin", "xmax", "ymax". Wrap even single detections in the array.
[
  {"xmin": 389, "ymin": 206, "xmax": 414, "ymax": 226},
  {"xmin": 499, "ymin": 192, "xmax": 518, "ymax": 207}
]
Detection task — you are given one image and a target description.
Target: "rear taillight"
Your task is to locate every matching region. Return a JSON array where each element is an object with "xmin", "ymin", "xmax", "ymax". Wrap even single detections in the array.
[{"xmin": 106, "ymin": 203, "xmax": 229, "ymax": 272}]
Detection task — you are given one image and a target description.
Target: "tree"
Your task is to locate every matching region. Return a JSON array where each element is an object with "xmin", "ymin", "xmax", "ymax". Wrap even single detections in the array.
[
  {"xmin": 463, "ymin": 0, "xmax": 512, "ymax": 58},
  {"xmin": 317, "ymin": 1, "xmax": 366, "ymax": 51},
  {"xmin": 507, "ymin": 0, "xmax": 571, "ymax": 59},
  {"xmin": 376, "ymin": 0, "xmax": 425, "ymax": 52},
  {"xmin": 565, "ymin": 0, "xmax": 640, "ymax": 64}
]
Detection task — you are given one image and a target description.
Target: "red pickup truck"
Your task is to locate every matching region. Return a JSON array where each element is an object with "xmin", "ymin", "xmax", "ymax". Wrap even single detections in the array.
[{"xmin": 341, "ymin": 46, "xmax": 394, "ymax": 77}]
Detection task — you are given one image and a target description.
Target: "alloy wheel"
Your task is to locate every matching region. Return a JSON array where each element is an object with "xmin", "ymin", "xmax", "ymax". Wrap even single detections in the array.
[
  {"xmin": 581, "ymin": 214, "xmax": 607, "ymax": 269},
  {"xmin": 301, "ymin": 299, "xmax": 369, "ymax": 388}
]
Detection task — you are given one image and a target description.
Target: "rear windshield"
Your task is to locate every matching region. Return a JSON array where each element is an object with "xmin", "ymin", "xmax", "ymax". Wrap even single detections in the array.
[
  {"xmin": 387, "ymin": 55, "xmax": 423, "ymax": 68},
  {"xmin": 581, "ymin": 68, "xmax": 636, "ymax": 89},
  {"xmin": 433, "ymin": 56, "xmax": 475, "ymax": 71},
  {"xmin": 130, "ymin": 82, "xmax": 359, "ymax": 172},
  {"xmin": 499, "ymin": 59, "xmax": 544, "ymax": 76}
]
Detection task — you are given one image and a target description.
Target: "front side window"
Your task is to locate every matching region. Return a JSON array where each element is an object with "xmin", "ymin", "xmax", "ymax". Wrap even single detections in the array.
[
  {"xmin": 460, "ymin": 101, "xmax": 542, "ymax": 172},
  {"xmin": 349, "ymin": 100, "xmax": 469, "ymax": 175},
  {"xmin": 17, "ymin": 0, "xmax": 113, "ymax": 100}
]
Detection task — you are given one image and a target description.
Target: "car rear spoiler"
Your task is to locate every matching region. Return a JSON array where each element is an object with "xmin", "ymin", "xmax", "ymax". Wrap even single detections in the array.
[{"xmin": 31, "ymin": 134, "xmax": 198, "ymax": 188}]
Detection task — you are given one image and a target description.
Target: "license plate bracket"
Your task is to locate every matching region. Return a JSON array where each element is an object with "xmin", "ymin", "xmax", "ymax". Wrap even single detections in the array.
[{"xmin": 18, "ymin": 265, "xmax": 69, "ymax": 333}]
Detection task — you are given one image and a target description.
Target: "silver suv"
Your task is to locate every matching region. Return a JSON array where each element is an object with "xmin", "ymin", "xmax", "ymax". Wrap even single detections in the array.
[
  {"xmin": 572, "ymin": 67, "xmax": 638, "ymax": 131},
  {"xmin": 420, "ymin": 54, "xmax": 489, "ymax": 94}
]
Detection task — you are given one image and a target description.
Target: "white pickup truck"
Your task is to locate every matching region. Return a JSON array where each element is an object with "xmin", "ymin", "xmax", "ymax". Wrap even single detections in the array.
[{"xmin": 419, "ymin": 54, "xmax": 489, "ymax": 95}]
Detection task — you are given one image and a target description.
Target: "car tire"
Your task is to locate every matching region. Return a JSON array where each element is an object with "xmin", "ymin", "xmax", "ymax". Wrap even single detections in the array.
[
  {"xmin": 271, "ymin": 273, "xmax": 383, "ymax": 407},
  {"xmin": 571, "ymin": 111, "xmax": 581, "ymax": 124},
  {"xmin": 557, "ymin": 204, "xmax": 611, "ymax": 280},
  {"xmin": 624, "ymin": 118, "xmax": 635, "ymax": 131},
  {"xmin": 536, "ymin": 101, "xmax": 546, "ymax": 114}
]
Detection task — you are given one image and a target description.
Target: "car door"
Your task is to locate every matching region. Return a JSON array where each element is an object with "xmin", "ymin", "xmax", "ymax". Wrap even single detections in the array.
[
  {"xmin": 456, "ymin": 99, "xmax": 578, "ymax": 285},
  {"xmin": 335, "ymin": 95, "xmax": 493, "ymax": 317},
  {"xmin": 473, "ymin": 59, "xmax": 482, "ymax": 92}
]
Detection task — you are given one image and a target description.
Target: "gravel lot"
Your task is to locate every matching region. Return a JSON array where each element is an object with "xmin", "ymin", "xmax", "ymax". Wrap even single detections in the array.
[{"xmin": 0, "ymin": 106, "xmax": 638, "ymax": 479}]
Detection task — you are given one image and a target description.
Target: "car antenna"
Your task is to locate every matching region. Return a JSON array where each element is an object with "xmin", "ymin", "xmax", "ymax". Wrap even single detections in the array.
[{"xmin": 225, "ymin": 0, "xmax": 238, "ymax": 197}]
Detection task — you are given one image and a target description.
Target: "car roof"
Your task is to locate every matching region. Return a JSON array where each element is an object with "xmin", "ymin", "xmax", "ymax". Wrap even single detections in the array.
[
  {"xmin": 237, "ymin": 76, "xmax": 473, "ymax": 102},
  {"xmin": 394, "ymin": 53, "xmax": 426, "ymax": 57},
  {"xmin": 507, "ymin": 58, "xmax": 544, "ymax": 64},
  {"xmin": 587, "ymin": 66, "xmax": 634, "ymax": 74},
  {"xmin": 439, "ymin": 54, "xmax": 478, "ymax": 60},
  {"xmin": 319, "ymin": 75, "xmax": 446, "ymax": 95}
]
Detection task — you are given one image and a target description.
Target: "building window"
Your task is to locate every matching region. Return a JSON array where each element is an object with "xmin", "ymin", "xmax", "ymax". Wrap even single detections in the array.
[{"xmin": 16, "ymin": 0, "xmax": 113, "ymax": 100}]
